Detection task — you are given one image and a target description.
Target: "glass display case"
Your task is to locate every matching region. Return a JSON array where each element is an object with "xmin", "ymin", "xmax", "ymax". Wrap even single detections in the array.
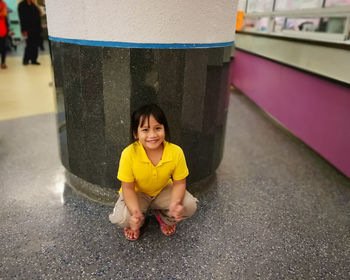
[{"xmin": 239, "ymin": 0, "xmax": 350, "ymax": 42}]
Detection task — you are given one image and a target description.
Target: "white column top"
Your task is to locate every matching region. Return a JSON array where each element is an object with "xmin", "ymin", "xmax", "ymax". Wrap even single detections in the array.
[{"xmin": 46, "ymin": 0, "xmax": 238, "ymax": 48}]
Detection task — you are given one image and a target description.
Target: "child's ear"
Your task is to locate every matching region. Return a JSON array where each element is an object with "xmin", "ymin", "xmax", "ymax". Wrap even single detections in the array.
[{"xmin": 133, "ymin": 132, "xmax": 138, "ymax": 140}]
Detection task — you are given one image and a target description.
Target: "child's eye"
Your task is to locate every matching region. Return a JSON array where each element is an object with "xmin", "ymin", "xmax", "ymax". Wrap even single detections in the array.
[
  {"xmin": 141, "ymin": 128, "xmax": 148, "ymax": 132},
  {"xmin": 156, "ymin": 127, "xmax": 162, "ymax": 130}
]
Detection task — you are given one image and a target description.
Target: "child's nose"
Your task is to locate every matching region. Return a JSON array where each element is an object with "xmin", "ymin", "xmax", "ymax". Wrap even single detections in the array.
[{"xmin": 149, "ymin": 129, "xmax": 156, "ymax": 136}]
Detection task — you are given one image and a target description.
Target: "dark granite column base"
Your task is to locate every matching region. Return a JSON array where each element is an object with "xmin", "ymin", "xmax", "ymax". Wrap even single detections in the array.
[
  {"xmin": 65, "ymin": 170, "xmax": 117, "ymax": 206},
  {"xmin": 52, "ymin": 42, "xmax": 231, "ymax": 192},
  {"xmin": 65, "ymin": 169, "xmax": 216, "ymax": 206}
]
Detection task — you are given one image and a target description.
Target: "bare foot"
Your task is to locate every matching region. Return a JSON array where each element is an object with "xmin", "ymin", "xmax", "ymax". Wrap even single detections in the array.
[
  {"xmin": 123, "ymin": 228, "xmax": 140, "ymax": 240},
  {"xmin": 160, "ymin": 223, "xmax": 176, "ymax": 235},
  {"xmin": 155, "ymin": 210, "xmax": 177, "ymax": 236}
]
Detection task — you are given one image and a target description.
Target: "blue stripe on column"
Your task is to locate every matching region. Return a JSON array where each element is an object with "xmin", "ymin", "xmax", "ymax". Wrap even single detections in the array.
[{"xmin": 49, "ymin": 36, "xmax": 234, "ymax": 49}]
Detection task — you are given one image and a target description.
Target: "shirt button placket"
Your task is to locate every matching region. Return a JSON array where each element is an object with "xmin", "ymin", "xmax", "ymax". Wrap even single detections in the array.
[{"xmin": 153, "ymin": 167, "xmax": 157, "ymax": 177}]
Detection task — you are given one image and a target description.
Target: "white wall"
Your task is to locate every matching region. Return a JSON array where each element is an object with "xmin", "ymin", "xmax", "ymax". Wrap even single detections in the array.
[{"xmin": 235, "ymin": 32, "xmax": 350, "ymax": 83}]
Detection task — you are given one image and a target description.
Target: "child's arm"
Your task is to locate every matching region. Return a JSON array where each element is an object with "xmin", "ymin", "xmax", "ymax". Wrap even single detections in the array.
[
  {"xmin": 122, "ymin": 181, "xmax": 143, "ymax": 229},
  {"xmin": 169, "ymin": 178, "xmax": 186, "ymax": 221}
]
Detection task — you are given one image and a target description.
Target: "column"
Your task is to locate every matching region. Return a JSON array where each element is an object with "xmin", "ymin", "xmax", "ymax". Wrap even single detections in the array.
[{"xmin": 46, "ymin": 0, "xmax": 238, "ymax": 204}]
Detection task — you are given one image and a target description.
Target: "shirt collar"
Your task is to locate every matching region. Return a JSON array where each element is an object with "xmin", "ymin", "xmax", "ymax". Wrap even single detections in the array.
[{"xmin": 136, "ymin": 140, "xmax": 172, "ymax": 165}]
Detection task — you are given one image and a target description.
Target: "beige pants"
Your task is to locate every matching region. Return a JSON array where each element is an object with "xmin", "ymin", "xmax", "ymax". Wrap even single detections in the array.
[{"xmin": 109, "ymin": 183, "xmax": 198, "ymax": 227}]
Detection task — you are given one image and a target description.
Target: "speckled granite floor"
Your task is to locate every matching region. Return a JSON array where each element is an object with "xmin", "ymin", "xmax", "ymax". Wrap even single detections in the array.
[{"xmin": 0, "ymin": 92, "xmax": 349, "ymax": 280}]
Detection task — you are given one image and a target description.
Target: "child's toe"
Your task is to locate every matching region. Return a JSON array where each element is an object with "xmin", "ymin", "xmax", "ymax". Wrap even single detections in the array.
[{"xmin": 124, "ymin": 228, "xmax": 140, "ymax": 240}]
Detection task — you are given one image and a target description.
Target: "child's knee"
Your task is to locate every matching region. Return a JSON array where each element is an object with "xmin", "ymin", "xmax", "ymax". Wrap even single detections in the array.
[
  {"xmin": 109, "ymin": 199, "xmax": 132, "ymax": 228},
  {"xmin": 109, "ymin": 211, "xmax": 131, "ymax": 228},
  {"xmin": 183, "ymin": 194, "xmax": 198, "ymax": 218}
]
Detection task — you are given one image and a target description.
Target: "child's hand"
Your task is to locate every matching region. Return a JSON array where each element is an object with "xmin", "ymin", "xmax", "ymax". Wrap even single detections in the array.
[
  {"xmin": 130, "ymin": 210, "xmax": 143, "ymax": 230},
  {"xmin": 169, "ymin": 200, "xmax": 184, "ymax": 222}
]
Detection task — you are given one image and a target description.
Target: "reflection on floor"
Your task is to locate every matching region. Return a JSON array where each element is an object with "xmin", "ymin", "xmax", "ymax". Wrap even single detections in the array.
[
  {"xmin": 0, "ymin": 54, "xmax": 55, "ymax": 121},
  {"xmin": 0, "ymin": 77, "xmax": 349, "ymax": 278}
]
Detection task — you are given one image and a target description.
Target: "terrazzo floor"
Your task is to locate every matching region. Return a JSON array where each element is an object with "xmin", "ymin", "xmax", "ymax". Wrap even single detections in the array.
[
  {"xmin": 0, "ymin": 47, "xmax": 55, "ymax": 121},
  {"xmin": 0, "ymin": 91, "xmax": 350, "ymax": 279}
]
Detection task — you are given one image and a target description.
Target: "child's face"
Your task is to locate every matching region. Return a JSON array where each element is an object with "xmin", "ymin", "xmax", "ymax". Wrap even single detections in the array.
[{"xmin": 135, "ymin": 114, "xmax": 165, "ymax": 152}]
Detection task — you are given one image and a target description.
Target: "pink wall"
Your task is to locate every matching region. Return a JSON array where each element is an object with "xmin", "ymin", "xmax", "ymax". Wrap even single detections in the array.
[{"xmin": 230, "ymin": 50, "xmax": 350, "ymax": 177}]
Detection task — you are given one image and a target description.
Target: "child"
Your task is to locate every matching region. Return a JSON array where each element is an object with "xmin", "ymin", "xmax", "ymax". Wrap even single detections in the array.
[{"xmin": 109, "ymin": 104, "xmax": 198, "ymax": 240}]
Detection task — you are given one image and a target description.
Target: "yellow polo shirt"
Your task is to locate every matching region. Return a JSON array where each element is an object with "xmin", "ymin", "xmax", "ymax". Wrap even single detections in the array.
[{"xmin": 117, "ymin": 141, "xmax": 189, "ymax": 197}]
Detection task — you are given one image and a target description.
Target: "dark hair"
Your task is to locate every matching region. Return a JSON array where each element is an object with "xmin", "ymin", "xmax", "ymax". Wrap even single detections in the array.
[{"xmin": 130, "ymin": 104, "xmax": 170, "ymax": 142}]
